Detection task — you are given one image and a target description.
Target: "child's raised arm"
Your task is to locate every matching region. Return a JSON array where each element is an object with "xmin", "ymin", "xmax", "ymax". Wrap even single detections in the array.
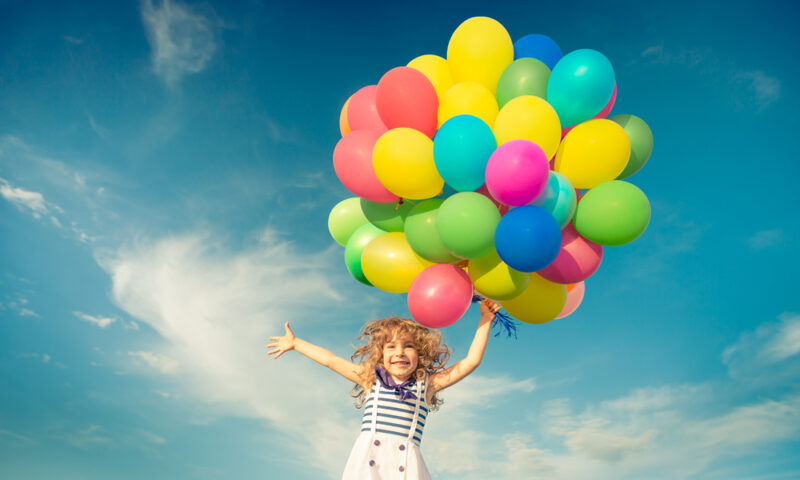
[
  {"xmin": 267, "ymin": 322, "xmax": 365, "ymax": 384},
  {"xmin": 428, "ymin": 299, "xmax": 500, "ymax": 397}
]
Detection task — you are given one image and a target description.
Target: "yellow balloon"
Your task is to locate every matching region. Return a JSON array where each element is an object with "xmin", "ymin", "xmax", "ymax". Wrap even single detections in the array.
[
  {"xmin": 438, "ymin": 82, "xmax": 499, "ymax": 128},
  {"xmin": 373, "ymin": 128, "xmax": 443, "ymax": 200},
  {"xmin": 493, "ymin": 95, "xmax": 562, "ymax": 160},
  {"xmin": 361, "ymin": 232, "xmax": 433, "ymax": 293},
  {"xmin": 500, "ymin": 274, "xmax": 567, "ymax": 324},
  {"xmin": 468, "ymin": 248, "xmax": 530, "ymax": 300},
  {"xmin": 339, "ymin": 96, "xmax": 352, "ymax": 136},
  {"xmin": 407, "ymin": 54, "xmax": 453, "ymax": 101},
  {"xmin": 447, "ymin": 16, "xmax": 513, "ymax": 94},
  {"xmin": 554, "ymin": 119, "xmax": 631, "ymax": 189}
]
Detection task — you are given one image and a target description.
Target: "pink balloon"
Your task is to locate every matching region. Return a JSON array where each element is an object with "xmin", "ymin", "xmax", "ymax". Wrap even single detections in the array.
[
  {"xmin": 347, "ymin": 85, "xmax": 388, "ymax": 134},
  {"xmin": 538, "ymin": 224, "xmax": 603, "ymax": 284},
  {"xmin": 485, "ymin": 140, "xmax": 550, "ymax": 206},
  {"xmin": 475, "ymin": 184, "xmax": 510, "ymax": 215},
  {"xmin": 376, "ymin": 67, "xmax": 438, "ymax": 138},
  {"xmin": 561, "ymin": 83, "xmax": 617, "ymax": 138},
  {"xmin": 333, "ymin": 130, "xmax": 399, "ymax": 202},
  {"xmin": 557, "ymin": 281, "xmax": 585, "ymax": 319},
  {"xmin": 408, "ymin": 264, "xmax": 473, "ymax": 328}
]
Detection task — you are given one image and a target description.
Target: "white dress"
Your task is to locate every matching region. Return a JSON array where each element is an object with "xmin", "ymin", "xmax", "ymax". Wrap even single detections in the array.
[{"xmin": 341, "ymin": 378, "xmax": 431, "ymax": 479}]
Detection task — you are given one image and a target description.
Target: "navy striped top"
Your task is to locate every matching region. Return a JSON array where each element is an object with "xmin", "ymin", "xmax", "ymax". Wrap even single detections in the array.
[{"xmin": 361, "ymin": 378, "xmax": 428, "ymax": 446}]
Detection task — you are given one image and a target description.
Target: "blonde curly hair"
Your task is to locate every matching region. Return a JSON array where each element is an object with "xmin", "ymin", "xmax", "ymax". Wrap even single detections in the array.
[{"xmin": 350, "ymin": 316, "xmax": 451, "ymax": 411}]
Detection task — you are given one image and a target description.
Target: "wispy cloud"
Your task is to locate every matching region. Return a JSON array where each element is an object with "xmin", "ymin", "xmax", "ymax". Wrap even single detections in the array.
[
  {"xmin": 129, "ymin": 351, "xmax": 180, "ymax": 374},
  {"xmin": 140, "ymin": 0, "xmax": 218, "ymax": 88},
  {"xmin": 73, "ymin": 311, "xmax": 117, "ymax": 328},
  {"xmin": 748, "ymin": 228, "xmax": 784, "ymax": 251},
  {"xmin": 723, "ymin": 312, "xmax": 800, "ymax": 378},
  {"xmin": 0, "ymin": 177, "xmax": 49, "ymax": 218},
  {"xmin": 736, "ymin": 71, "xmax": 781, "ymax": 111}
]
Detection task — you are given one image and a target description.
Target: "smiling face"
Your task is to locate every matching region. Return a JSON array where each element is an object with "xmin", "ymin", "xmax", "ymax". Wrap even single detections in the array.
[{"xmin": 382, "ymin": 329, "xmax": 419, "ymax": 382}]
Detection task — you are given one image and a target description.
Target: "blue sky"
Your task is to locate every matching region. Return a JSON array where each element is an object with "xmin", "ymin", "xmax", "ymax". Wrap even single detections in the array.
[{"xmin": 1, "ymin": 0, "xmax": 798, "ymax": 478}]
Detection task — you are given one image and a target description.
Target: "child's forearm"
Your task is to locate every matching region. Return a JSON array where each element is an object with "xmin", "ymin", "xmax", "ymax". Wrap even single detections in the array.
[
  {"xmin": 463, "ymin": 315, "xmax": 493, "ymax": 368},
  {"xmin": 293, "ymin": 337, "xmax": 338, "ymax": 368}
]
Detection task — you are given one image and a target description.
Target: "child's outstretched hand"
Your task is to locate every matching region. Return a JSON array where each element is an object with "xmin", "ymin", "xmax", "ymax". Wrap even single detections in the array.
[
  {"xmin": 480, "ymin": 298, "xmax": 501, "ymax": 321},
  {"xmin": 267, "ymin": 322, "xmax": 296, "ymax": 359}
]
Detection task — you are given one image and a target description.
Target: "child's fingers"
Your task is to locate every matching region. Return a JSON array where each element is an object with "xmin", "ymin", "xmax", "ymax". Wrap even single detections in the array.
[
  {"xmin": 266, "ymin": 342, "xmax": 277, "ymax": 349},
  {"xmin": 267, "ymin": 348, "xmax": 280, "ymax": 357},
  {"xmin": 273, "ymin": 350, "xmax": 285, "ymax": 359},
  {"xmin": 284, "ymin": 322, "xmax": 293, "ymax": 334}
]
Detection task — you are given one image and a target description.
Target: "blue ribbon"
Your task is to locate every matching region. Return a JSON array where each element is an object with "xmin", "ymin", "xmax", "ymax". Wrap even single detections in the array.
[{"xmin": 472, "ymin": 294, "xmax": 518, "ymax": 339}]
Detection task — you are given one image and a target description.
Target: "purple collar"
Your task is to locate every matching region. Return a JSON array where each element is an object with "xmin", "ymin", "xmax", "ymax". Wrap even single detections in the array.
[{"xmin": 375, "ymin": 366, "xmax": 417, "ymax": 401}]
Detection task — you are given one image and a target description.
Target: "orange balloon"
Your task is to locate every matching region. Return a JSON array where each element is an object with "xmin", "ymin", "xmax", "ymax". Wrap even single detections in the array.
[{"xmin": 340, "ymin": 96, "xmax": 352, "ymax": 136}]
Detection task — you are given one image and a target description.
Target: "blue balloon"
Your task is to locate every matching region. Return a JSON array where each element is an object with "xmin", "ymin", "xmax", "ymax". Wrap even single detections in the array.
[
  {"xmin": 546, "ymin": 49, "xmax": 615, "ymax": 128},
  {"xmin": 495, "ymin": 205, "xmax": 561, "ymax": 273},
  {"xmin": 433, "ymin": 115, "xmax": 497, "ymax": 192},
  {"xmin": 530, "ymin": 172, "xmax": 577, "ymax": 228},
  {"xmin": 514, "ymin": 34, "xmax": 563, "ymax": 70}
]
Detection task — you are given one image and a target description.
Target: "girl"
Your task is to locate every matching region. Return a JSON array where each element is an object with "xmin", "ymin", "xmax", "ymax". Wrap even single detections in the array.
[{"xmin": 266, "ymin": 299, "xmax": 500, "ymax": 479}]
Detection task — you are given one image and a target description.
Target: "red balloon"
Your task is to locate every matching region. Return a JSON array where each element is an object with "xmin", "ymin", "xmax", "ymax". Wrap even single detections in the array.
[
  {"xmin": 408, "ymin": 264, "xmax": 472, "ymax": 328},
  {"xmin": 347, "ymin": 85, "xmax": 388, "ymax": 134},
  {"xmin": 333, "ymin": 130, "xmax": 399, "ymax": 202},
  {"xmin": 376, "ymin": 67, "xmax": 439, "ymax": 138},
  {"xmin": 537, "ymin": 224, "xmax": 603, "ymax": 284}
]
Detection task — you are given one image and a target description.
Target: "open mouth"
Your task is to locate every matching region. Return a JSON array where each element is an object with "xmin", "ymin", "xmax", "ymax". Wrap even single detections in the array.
[{"xmin": 391, "ymin": 361, "xmax": 409, "ymax": 367}]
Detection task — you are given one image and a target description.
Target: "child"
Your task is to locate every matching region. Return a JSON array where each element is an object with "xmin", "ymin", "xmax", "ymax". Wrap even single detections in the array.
[{"xmin": 266, "ymin": 299, "xmax": 501, "ymax": 479}]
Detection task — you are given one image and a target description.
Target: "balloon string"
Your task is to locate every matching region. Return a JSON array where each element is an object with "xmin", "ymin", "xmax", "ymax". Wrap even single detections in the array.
[{"xmin": 471, "ymin": 294, "xmax": 518, "ymax": 339}]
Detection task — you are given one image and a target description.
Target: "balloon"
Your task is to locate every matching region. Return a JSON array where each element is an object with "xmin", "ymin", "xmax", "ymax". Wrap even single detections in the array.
[
  {"xmin": 475, "ymin": 185, "xmax": 510, "ymax": 215},
  {"xmin": 572, "ymin": 180, "xmax": 651, "ymax": 246},
  {"xmin": 328, "ymin": 197, "xmax": 369, "ymax": 246},
  {"xmin": 485, "ymin": 140, "xmax": 550, "ymax": 206},
  {"xmin": 438, "ymin": 82, "xmax": 499, "ymax": 127},
  {"xmin": 513, "ymin": 34, "xmax": 563, "ymax": 69},
  {"xmin": 405, "ymin": 199, "xmax": 461, "ymax": 263},
  {"xmin": 360, "ymin": 199, "xmax": 413, "ymax": 232},
  {"xmin": 537, "ymin": 224, "xmax": 603, "ymax": 284},
  {"xmin": 468, "ymin": 248, "xmax": 530, "ymax": 300},
  {"xmin": 556, "ymin": 281, "xmax": 585, "ymax": 319},
  {"xmin": 495, "ymin": 205, "xmax": 561, "ymax": 272},
  {"xmin": 436, "ymin": 192, "xmax": 501, "ymax": 259},
  {"xmin": 561, "ymin": 82, "xmax": 616, "ymax": 138},
  {"xmin": 547, "ymin": 49, "xmax": 615, "ymax": 128},
  {"xmin": 344, "ymin": 224, "xmax": 386, "ymax": 286},
  {"xmin": 408, "ymin": 264, "xmax": 473, "ymax": 328},
  {"xmin": 433, "ymin": 115, "xmax": 496, "ymax": 192},
  {"xmin": 493, "ymin": 95, "xmax": 561, "ymax": 160},
  {"xmin": 339, "ymin": 95, "xmax": 353, "ymax": 136},
  {"xmin": 347, "ymin": 85, "xmax": 388, "ymax": 133},
  {"xmin": 407, "ymin": 54, "xmax": 454, "ymax": 101},
  {"xmin": 447, "ymin": 16, "xmax": 513, "ymax": 94},
  {"xmin": 610, "ymin": 114, "xmax": 654, "ymax": 180},
  {"xmin": 500, "ymin": 274, "xmax": 567, "ymax": 324},
  {"xmin": 530, "ymin": 171, "xmax": 577, "ymax": 228},
  {"xmin": 333, "ymin": 130, "xmax": 400, "ymax": 202},
  {"xmin": 372, "ymin": 128, "xmax": 443, "ymax": 200},
  {"xmin": 376, "ymin": 67, "xmax": 439, "ymax": 138},
  {"xmin": 554, "ymin": 119, "xmax": 631, "ymax": 189},
  {"xmin": 496, "ymin": 58, "xmax": 551, "ymax": 108},
  {"xmin": 361, "ymin": 232, "xmax": 433, "ymax": 293}
]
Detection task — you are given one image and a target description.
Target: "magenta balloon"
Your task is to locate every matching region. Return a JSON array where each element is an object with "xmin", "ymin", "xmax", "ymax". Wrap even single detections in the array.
[
  {"xmin": 556, "ymin": 281, "xmax": 585, "ymax": 319},
  {"xmin": 561, "ymin": 83, "xmax": 617, "ymax": 138},
  {"xmin": 537, "ymin": 224, "xmax": 603, "ymax": 283},
  {"xmin": 408, "ymin": 264, "xmax": 473, "ymax": 328},
  {"xmin": 333, "ymin": 130, "xmax": 399, "ymax": 202},
  {"xmin": 485, "ymin": 140, "xmax": 550, "ymax": 206},
  {"xmin": 347, "ymin": 85, "xmax": 388, "ymax": 134}
]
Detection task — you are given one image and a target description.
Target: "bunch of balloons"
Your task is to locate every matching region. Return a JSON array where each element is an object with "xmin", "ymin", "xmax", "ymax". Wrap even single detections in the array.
[{"xmin": 328, "ymin": 17, "xmax": 653, "ymax": 329}]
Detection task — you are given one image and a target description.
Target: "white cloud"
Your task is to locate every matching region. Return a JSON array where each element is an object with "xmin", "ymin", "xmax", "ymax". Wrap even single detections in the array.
[
  {"xmin": 129, "ymin": 351, "xmax": 180, "ymax": 374},
  {"xmin": 0, "ymin": 177, "xmax": 48, "ymax": 218},
  {"xmin": 737, "ymin": 71, "xmax": 781, "ymax": 110},
  {"xmin": 748, "ymin": 228, "xmax": 784, "ymax": 250},
  {"xmin": 141, "ymin": 0, "xmax": 218, "ymax": 88},
  {"xmin": 19, "ymin": 308, "xmax": 39, "ymax": 318},
  {"xmin": 73, "ymin": 311, "xmax": 117, "ymax": 328},
  {"xmin": 723, "ymin": 312, "xmax": 800, "ymax": 386}
]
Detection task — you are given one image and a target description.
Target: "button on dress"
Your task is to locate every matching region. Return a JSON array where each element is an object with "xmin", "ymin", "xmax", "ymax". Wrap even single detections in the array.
[{"xmin": 341, "ymin": 378, "xmax": 431, "ymax": 479}]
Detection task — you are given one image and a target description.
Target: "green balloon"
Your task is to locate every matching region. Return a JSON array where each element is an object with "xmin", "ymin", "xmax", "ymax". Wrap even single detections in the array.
[
  {"xmin": 328, "ymin": 197, "xmax": 369, "ymax": 246},
  {"xmin": 573, "ymin": 181, "xmax": 651, "ymax": 246},
  {"xmin": 496, "ymin": 58, "xmax": 551, "ymax": 108},
  {"xmin": 436, "ymin": 192, "xmax": 501, "ymax": 259},
  {"xmin": 611, "ymin": 114, "xmax": 653, "ymax": 180},
  {"xmin": 344, "ymin": 224, "xmax": 386, "ymax": 286},
  {"xmin": 404, "ymin": 199, "xmax": 460, "ymax": 263},
  {"xmin": 360, "ymin": 199, "xmax": 413, "ymax": 232}
]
